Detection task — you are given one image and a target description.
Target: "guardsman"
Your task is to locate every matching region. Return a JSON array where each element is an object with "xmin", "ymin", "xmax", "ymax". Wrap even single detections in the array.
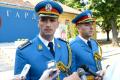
[
  {"xmin": 14, "ymin": 0, "xmax": 79, "ymax": 80},
  {"xmin": 70, "ymin": 10, "xmax": 105, "ymax": 80}
]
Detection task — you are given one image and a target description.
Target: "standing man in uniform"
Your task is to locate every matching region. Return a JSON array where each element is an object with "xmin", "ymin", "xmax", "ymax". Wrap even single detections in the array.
[
  {"xmin": 70, "ymin": 10, "xmax": 105, "ymax": 80},
  {"xmin": 14, "ymin": 0, "xmax": 79, "ymax": 80}
]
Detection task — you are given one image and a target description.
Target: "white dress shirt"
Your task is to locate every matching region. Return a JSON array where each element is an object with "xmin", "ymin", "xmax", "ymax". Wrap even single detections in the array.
[
  {"xmin": 78, "ymin": 35, "xmax": 90, "ymax": 45},
  {"xmin": 38, "ymin": 34, "xmax": 54, "ymax": 49}
]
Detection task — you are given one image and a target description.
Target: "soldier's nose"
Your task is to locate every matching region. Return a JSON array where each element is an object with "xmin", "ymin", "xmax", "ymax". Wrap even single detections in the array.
[{"xmin": 46, "ymin": 21, "xmax": 51, "ymax": 27}]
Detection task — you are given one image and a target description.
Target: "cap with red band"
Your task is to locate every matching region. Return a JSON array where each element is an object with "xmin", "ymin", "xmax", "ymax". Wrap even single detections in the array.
[
  {"xmin": 72, "ymin": 10, "xmax": 95, "ymax": 25},
  {"xmin": 35, "ymin": 0, "xmax": 63, "ymax": 17}
]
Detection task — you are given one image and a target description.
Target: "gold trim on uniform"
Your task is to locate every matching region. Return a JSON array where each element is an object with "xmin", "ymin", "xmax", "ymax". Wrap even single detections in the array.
[
  {"xmin": 94, "ymin": 52, "xmax": 102, "ymax": 60},
  {"xmin": 38, "ymin": 44, "xmax": 43, "ymax": 51},
  {"xmin": 57, "ymin": 43, "xmax": 61, "ymax": 48},
  {"xmin": 56, "ymin": 43, "xmax": 72, "ymax": 80},
  {"xmin": 87, "ymin": 75, "xmax": 94, "ymax": 80},
  {"xmin": 38, "ymin": 11, "xmax": 60, "ymax": 16}
]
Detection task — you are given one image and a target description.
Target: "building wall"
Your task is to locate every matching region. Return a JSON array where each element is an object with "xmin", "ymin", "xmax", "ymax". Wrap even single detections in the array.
[
  {"xmin": 0, "ymin": 6, "xmax": 39, "ymax": 42},
  {"xmin": 59, "ymin": 12, "xmax": 76, "ymax": 23}
]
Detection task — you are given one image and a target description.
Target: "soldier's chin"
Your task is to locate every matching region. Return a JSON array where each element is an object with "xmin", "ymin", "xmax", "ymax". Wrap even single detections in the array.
[
  {"xmin": 89, "ymin": 33, "xmax": 93, "ymax": 36},
  {"xmin": 45, "ymin": 34, "xmax": 54, "ymax": 38},
  {"xmin": 45, "ymin": 33, "xmax": 53, "ymax": 36},
  {"xmin": 88, "ymin": 34, "xmax": 92, "ymax": 37}
]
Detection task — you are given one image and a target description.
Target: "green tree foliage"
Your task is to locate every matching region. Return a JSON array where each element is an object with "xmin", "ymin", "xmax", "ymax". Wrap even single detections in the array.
[
  {"xmin": 56, "ymin": 0, "xmax": 82, "ymax": 10},
  {"xmin": 90, "ymin": 0, "xmax": 120, "ymax": 46}
]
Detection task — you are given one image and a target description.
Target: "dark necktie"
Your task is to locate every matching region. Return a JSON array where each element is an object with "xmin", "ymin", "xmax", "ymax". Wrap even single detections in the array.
[
  {"xmin": 87, "ymin": 40, "xmax": 92, "ymax": 49},
  {"xmin": 48, "ymin": 42, "xmax": 55, "ymax": 57}
]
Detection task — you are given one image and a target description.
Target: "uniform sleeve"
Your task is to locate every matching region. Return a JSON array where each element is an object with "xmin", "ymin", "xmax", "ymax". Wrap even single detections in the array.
[
  {"xmin": 70, "ymin": 50, "xmax": 77, "ymax": 72},
  {"xmin": 69, "ymin": 46, "xmax": 77, "ymax": 72},
  {"xmin": 14, "ymin": 49, "xmax": 30, "ymax": 79}
]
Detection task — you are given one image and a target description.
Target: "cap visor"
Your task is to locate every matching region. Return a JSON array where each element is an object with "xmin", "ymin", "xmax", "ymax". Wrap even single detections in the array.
[
  {"xmin": 39, "ymin": 14, "xmax": 58, "ymax": 18},
  {"xmin": 84, "ymin": 19, "xmax": 95, "ymax": 22},
  {"xmin": 79, "ymin": 18, "xmax": 95, "ymax": 23}
]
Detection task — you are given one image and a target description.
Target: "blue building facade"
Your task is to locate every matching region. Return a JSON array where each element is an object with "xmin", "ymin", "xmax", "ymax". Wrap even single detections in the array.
[{"xmin": 0, "ymin": 3, "xmax": 39, "ymax": 42}]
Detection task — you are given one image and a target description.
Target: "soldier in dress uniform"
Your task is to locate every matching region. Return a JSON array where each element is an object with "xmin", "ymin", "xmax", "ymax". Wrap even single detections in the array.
[
  {"xmin": 70, "ymin": 10, "xmax": 105, "ymax": 80},
  {"xmin": 14, "ymin": 0, "xmax": 79, "ymax": 80}
]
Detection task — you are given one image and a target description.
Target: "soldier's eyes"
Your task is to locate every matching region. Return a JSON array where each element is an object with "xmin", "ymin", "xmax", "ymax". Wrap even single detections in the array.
[
  {"xmin": 39, "ymin": 17, "xmax": 57, "ymax": 23},
  {"xmin": 40, "ymin": 19, "xmax": 47, "ymax": 22},
  {"xmin": 50, "ymin": 19, "xmax": 56, "ymax": 22},
  {"xmin": 40, "ymin": 19, "xmax": 56, "ymax": 22}
]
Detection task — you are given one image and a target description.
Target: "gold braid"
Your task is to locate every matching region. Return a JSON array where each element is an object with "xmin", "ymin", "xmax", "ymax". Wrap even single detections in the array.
[
  {"xmin": 56, "ymin": 43, "xmax": 72, "ymax": 80},
  {"xmin": 94, "ymin": 40, "xmax": 102, "ymax": 60},
  {"xmin": 93, "ymin": 39, "xmax": 102, "ymax": 70}
]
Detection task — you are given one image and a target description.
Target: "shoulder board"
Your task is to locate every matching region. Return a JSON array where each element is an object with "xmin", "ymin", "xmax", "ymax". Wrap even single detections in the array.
[
  {"xmin": 18, "ymin": 40, "xmax": 32, "ymax": 50},
  {"xmin": 58, "ymin": 38, "xmax": 68, "ymax": 43}
]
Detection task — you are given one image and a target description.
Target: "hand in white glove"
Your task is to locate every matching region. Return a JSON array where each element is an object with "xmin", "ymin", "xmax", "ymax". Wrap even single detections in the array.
[{"xmin": 39, "ymin": 68, "xmax": 60, "ymax": 80}]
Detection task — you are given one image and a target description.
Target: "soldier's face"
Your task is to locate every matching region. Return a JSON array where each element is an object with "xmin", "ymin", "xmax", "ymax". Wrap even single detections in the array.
[
  {"xmin": 77, "ymin": 22, "xmax": 94, "ymax": 38},
  {"xmin": 39, "ymin": 17, "xmax": 59, "ymax": 36}
]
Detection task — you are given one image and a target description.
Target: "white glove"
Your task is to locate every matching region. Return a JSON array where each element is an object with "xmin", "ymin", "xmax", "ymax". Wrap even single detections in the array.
[{"xmin": 39, "ymin": 68, "xmax": 60, "ymax": 80}]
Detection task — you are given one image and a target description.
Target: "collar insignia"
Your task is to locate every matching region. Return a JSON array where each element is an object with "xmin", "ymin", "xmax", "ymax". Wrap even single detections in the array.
[
  {"xmin": 57, "ymin": 43, "xmax": 61, "ymax": 48},
  {"xmin": 38, "ymin": 44, "xmax": 43, "ymax": 51}
]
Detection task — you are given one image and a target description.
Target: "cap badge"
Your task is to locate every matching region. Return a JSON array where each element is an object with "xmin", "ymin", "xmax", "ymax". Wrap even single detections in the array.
[
  {"xmin": 87, "ymin": 13, "xmax": 92, "ymax": 18},
  {"xmin": 45, "ymin": 4, "xmax": 52, "ymax": 11}
]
